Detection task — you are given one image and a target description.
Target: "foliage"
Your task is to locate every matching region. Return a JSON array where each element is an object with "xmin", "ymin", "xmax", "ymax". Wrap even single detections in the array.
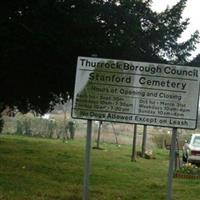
[
  {"xmin": 151, "ymin": 131, "xmax": 191, "ymax": 149},
  {"xmin": 2, "ymin": 114, "xmax": 59, "ymax": 138},
  {"xmin": 189, "ymin": 54, "xmax": 200, "ymax": 67},
  {"xmin": 0, "ymin": 115, "xmax": 4, "ymax": 133},
  {"xmin": 66, "ymin": 120, "xmax": 76, "ymax": 139},
  {"xmin": 0, "ymin": 0, "xmax": 199, "ymax": 113},
  {"xmin": 176, "ymin": 163, "xmax": 200, "ymax": 176},
  {"xmin": 151, "ymin": 133, "xmax": 171, "ymax": 148}
]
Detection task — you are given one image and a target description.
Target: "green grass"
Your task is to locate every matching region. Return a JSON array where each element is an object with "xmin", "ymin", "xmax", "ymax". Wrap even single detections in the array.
[{"xmin": 0, "ymin": 134, "xmax": 199, "ymax": 200}]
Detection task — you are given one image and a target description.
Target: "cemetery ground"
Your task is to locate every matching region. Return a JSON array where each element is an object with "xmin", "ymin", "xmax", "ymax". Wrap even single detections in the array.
[{"xmin": 0, "ymin": 134, "xmax": 200, "ymax": 200}]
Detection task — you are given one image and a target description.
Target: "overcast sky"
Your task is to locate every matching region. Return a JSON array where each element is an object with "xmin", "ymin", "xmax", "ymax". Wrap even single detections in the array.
[{"xmin": 151, "ymin": 0, "xmax": 200, "ymax": 59}]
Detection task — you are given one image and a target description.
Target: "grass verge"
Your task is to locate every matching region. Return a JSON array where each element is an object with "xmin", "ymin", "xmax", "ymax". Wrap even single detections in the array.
[{"xmin": 0, "ymin": 134, "xmax": 199, "ymax": 200}]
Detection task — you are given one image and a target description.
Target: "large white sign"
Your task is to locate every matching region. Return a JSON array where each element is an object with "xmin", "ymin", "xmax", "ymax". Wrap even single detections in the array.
[{"xmin": 72, "ymin": 57, "xmax": 200, "ymax": 129}]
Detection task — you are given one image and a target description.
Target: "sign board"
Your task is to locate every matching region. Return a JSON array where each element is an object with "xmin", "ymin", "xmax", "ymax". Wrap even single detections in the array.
[{"xmin": 72, "ymin": 57, "xmax": 200, "ymax": 129}]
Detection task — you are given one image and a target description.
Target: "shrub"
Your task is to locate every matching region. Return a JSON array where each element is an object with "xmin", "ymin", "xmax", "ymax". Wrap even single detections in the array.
[
  {"xmin": 0, "ymin": 115, "xmax": 4, "ymax": 133},
  {"xmin": 23, "ymin": 119, "xmax": 32, "ymax": 136},
  {"xmin": 175, "ymin": 163, "xmax": 200, "ymax": 176},
  {"xmin": 16, "ymin": 120, "xmax": 23, "ymax": 134},
  {"xmin": 151, "ymin": 133, "xmax": 171, "ymax": 149}
]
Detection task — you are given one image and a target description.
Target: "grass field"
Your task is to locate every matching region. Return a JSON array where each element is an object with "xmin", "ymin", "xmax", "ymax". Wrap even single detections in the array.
[{"xmin": 0, "ymin": 134, "xmax": 200, "ymax": 200}]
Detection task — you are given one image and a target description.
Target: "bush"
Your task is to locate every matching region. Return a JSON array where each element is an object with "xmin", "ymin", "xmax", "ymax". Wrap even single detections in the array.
[
  {"xmin": 176, "ymin": 163, "xmax": 200, "ymax": 176},
  {"xmin": 0, "ymin": 115, "xmax": 4, "ymax": 133},
  {"xmin": 16, "ymin": 120, "xmax": 23, "ymax": 134},
  {"xmin": 151, "ymin": 133, "xmax": 171, "ymax": 149},
  {"xmin": 151, "ymin": 131, "xmax": 191, "ymax": 150}
]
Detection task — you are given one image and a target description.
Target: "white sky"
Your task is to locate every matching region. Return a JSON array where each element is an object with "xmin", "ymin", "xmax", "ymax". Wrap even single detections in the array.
[{"xmin": 151, "ymin": 0, "xmax": 200, "ymax": 58}]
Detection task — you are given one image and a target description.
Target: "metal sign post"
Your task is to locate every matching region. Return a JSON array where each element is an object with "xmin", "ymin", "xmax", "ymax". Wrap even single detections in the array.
[
  {"xmin": 83, "ymin": 119, "xmax": 92, "ymax": 200},
  {"xmin": 166, "ymin": 128, "xmax": 177, "ymax": 200}
]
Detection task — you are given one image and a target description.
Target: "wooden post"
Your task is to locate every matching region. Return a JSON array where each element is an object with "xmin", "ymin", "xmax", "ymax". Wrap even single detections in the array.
[
  {"xmin": 96, "ymin": 121, "xmax": 102, "ymax": 149},
  {"xmin": 131, "ymin": 124, "xmax": 137, "ymax": 162},
  {"xmin": 141, "ymin": 125, "xmax": 147, "ymax": 157}
]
